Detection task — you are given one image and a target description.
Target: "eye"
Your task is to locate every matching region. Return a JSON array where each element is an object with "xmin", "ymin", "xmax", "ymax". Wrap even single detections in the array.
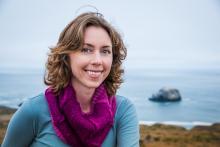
[
  {"xmin": 81, "ymin": 48, "xmax": 92, "ymax": 53},
  {"xmin": 101, "ymin": 48, "xmax": 112, "ymax": 55}
]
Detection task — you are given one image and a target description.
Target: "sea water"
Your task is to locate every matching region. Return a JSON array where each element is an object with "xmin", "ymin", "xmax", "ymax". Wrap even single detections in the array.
[
  {"xmin": 119, "ymin": 68, "xmax": 220, "ymax": 127},
  {"xmin": 0, "ymin": 68, "xmax": 220, "ymax": 127}
]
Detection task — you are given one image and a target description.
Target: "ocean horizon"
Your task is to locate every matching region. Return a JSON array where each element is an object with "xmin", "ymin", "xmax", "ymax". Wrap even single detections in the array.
[{"xmin": 1, "ymin": 67, "xmax": 220, "ymax": 128}]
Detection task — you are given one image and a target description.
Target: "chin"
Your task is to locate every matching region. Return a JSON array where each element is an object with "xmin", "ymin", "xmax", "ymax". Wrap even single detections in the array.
[{"xmin": 86, "ymin": 81, "xmax": 103, "ymax": 89}]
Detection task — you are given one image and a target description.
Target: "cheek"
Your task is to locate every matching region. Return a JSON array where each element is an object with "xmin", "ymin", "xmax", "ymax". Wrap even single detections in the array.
[
  {"xmin": 106, "ymin": 58, "xmax": 113, "ymax": 70},
  {"xmin": 105, "ymin": 62, "xmax": 113, "ymax": 77},
  {"xmin": 69, "ymin": 60, "xmax": 81, "ymax": 76}
]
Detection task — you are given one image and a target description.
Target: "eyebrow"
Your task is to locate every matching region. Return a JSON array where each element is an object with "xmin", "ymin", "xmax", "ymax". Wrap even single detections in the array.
[{"xmin": 83, "ymin": 43, "xmax": 112, "ymax": 48}]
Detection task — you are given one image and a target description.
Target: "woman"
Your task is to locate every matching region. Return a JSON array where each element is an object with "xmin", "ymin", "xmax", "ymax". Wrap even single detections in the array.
[{"xmin": 2, "ymin": 12, "xmax": 139, "ymax": 147}]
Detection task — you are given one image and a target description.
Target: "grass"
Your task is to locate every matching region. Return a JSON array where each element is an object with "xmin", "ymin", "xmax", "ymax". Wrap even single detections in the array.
[{"xmin": 140, "ymin": 123, "xmax": 220, "ymax": 147}]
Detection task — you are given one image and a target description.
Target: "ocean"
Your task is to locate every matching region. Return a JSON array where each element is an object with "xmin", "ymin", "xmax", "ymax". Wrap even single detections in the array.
[{"xmin": 1, "ymin": 68, "xmax": 220, "ymax": 128}]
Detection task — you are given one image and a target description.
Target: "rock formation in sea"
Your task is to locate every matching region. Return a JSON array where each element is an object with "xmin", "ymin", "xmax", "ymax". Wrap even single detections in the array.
[{"xmin": 149, "ymin": 87, "xmax": 182, "ymax": 102}]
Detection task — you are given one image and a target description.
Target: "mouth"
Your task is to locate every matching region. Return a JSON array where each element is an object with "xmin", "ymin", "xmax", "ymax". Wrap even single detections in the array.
[{"xmin": 85, "ymin": 69, "xmax": 103, "ymax": 78}]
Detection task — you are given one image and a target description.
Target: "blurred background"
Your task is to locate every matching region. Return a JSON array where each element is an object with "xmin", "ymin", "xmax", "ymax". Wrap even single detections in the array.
[{"xmin": 0, "ymin": 0, "xmax": 220, "ymax": 127}]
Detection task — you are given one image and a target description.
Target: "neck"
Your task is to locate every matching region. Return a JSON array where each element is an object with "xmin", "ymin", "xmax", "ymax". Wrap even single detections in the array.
[{"xmin": 71, "ymin": 80, "xmax": 95, "ymax": 113}]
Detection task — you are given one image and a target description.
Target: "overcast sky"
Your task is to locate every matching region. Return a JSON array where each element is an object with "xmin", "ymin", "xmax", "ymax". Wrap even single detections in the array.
[{"xmin": 0, "ymin": 0, "xmax": 220, "ymax": 71}]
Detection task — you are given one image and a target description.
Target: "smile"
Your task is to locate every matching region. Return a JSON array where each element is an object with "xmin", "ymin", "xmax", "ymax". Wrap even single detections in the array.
[{"xmin": 85, "ymin": 70, "xmax": 103, "ymax": 78}]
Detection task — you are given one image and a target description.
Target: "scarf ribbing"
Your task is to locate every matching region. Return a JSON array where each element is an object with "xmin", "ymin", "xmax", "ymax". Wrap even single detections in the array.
[{"xmin": 45, "ymin": 83, "xmax": 116, "ymax": 147}]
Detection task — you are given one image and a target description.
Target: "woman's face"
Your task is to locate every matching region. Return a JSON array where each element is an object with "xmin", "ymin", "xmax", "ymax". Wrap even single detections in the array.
[{"xmin": 69, "ymin": 26, "xmax": 113, "ymax": 90}]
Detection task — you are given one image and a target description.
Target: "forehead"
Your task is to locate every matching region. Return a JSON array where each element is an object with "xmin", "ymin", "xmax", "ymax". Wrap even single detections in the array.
[{"xmin": 83, "ymin": 26, "xmax": 112, "ymax": 46}]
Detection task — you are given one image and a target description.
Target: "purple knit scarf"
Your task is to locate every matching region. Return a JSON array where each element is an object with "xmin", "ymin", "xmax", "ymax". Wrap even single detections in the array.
[{"xmin": 45, "ymin": 83, "xmax": 116, "ymax": 147}]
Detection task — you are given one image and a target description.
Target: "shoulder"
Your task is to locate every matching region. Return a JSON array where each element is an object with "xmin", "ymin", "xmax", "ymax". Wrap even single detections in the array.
[
  {"xmin": 19, "ymin": 93, "xmax": 49, "ymax": 121},
  {"xmin": 115, "ymin": 95, "xmax": 137, "ymax": 122},
  {"xmin": 25, "ymin": 93, "xmax": 46, "ymax": 106},
  {"xmin": 115, "ymin": 95, "xmax": 135, "ymax": 111},
  {"xmin": 21, "ymin": 93, "xmax": 47, "ymax": 112},
  {"xmin": 16, "ymin": 94, "xmax": 44, "ymax": 116},
  {"xmin": 114, "ymin": 95, "xmax": 140, "ymax": 146}
]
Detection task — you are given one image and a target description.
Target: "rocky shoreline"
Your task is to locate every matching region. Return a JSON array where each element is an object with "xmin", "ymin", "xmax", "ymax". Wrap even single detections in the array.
[{"xmin": 1, "ymin": 106, "xmax": 220, "ymax": 146}]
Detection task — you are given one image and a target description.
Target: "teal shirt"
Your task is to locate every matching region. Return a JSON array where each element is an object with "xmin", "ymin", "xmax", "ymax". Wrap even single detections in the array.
[{"xmin": 2, "ymin": 94, "xmax": 139, "ymax": 147}]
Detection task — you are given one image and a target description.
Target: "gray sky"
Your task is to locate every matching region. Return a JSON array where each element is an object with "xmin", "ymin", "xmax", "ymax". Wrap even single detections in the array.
[{"xmin": 0, "ymin": 0, "xmax": 220, "ymax": 70}]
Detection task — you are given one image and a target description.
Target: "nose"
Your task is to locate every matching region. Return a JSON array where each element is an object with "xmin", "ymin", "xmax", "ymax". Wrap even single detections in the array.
[{"xmin": 91, "ymin": 52, "xmax": 102, "ymax": 65}]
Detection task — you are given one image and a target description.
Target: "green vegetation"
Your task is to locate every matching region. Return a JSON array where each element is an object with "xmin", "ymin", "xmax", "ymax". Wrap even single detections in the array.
[{"xmin": 140, "ymin": 123, "xmax": 220, "ymax": 147}]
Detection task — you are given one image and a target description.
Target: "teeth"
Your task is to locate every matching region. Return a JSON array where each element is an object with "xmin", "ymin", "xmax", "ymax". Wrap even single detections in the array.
[{"xmin": 86, "ymin": 70, "xmax": 102, "ymax": 77}]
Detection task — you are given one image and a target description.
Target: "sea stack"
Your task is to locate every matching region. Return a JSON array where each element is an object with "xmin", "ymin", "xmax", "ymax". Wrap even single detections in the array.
[{"xmin": 149, "ymin": 87, "xmax": 182, "ymax": 102}]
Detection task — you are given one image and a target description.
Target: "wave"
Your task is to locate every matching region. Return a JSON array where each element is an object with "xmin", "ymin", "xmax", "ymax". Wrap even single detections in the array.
[{"xmin": 139, "ymin": 120, "xmax": 213, "ymax": 129}]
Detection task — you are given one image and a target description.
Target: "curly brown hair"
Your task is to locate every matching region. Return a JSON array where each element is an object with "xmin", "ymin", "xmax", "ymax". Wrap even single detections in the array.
[{"xmin": 44, "ymin": 12, "xmax": 127, "ymax": 96}]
